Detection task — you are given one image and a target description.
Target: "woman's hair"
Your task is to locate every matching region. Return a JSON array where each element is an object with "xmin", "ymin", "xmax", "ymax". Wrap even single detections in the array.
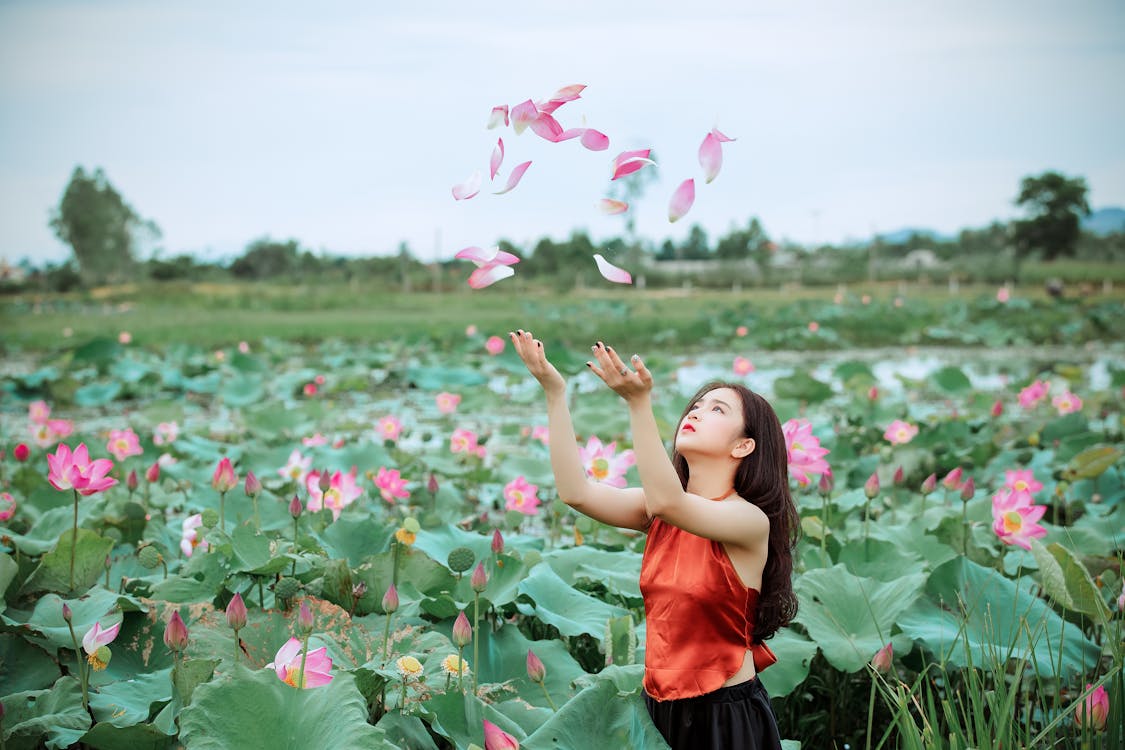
[{"xmin": 670, "ymin": 381, "xmax": 799, "ymax": 642}]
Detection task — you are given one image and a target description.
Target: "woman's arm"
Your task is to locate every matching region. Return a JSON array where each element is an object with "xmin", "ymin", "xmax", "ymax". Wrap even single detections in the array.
[{"xmin": 511, "ymin": 331, "xmax": 651, "ymax": 531}]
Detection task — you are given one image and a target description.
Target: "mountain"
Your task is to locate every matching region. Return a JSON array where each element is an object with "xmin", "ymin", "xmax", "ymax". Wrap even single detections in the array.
[{"xmin": 1082, "ymin": 207, "xmax": 1125, "ymax": 236}]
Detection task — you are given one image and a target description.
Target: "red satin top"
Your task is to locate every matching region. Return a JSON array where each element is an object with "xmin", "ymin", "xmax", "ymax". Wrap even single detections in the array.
[{"xmin": 639, "ymin": 517, "xmax": 778, "ymax": 701}]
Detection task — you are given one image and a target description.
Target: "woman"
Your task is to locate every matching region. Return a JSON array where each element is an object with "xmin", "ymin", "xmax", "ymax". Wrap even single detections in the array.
[{"xmin": 510, "ymin": 330, "xmax": 798, "ymax": 750}]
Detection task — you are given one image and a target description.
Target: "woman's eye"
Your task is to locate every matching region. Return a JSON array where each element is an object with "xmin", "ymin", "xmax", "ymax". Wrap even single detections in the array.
[{"xmin": 713, "ymin": 406, "xmax": 723, "ymax": 413}]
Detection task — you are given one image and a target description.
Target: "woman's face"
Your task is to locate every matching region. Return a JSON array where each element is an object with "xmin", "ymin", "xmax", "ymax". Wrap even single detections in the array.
[{"xmin": 675, "ymin": 387, "xmax": 750, "ymax": 457}]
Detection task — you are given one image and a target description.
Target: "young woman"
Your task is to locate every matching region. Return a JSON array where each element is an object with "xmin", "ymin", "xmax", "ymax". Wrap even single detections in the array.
[{"xmin": 510, "ymin": 330, "xmax": 798, "ymax": 750}]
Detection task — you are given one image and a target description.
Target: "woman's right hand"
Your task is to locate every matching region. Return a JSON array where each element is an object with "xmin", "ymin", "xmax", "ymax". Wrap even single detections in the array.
[{"xmin": 510, "ymin": 329, "xmax": 566, "ymax": 396}]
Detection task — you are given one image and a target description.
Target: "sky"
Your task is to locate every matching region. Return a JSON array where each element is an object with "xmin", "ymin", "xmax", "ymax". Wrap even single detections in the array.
[{"xmin": 1, "ymin": 0, "xmax": 1123, "ymax": 266}]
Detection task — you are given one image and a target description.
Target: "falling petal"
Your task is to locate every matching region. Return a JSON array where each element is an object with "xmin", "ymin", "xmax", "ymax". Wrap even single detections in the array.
[
  {"xmin": 494, "ymin": 160, "xmax": 532, "ymax": 195},
  {"xmin": 490, "ymin": 138, "xmax": 504, "ymax": 180},
  {"xmin": 529, "ymin": 112, "xmax": 564, "ymax": 142},
  {"xmin": 487, "ymin": 105, "xmax": 509, "ymax": 129},
  {"xmin": 537, "ymin": 83, "xmax": 586, "ymax": 114},
  {"xmin": 452, "ymin": 171, "xmax": 481, "ymax": 201},
  {"xmin": 711, "ymin": 127, "xmax": 736, "ymax": 142},
  {"xmin": 493, "ymin": 249, "xmax": 521, "ymax": 265},
  {"xmin": 468, "ymin": 262, "xmax": 516, "ymax": 289},
  {"xmin": 455, "ymin": 245, "xmax": 521, "ymax": 267},
  {"xmin": 698, "ymin": 132, "xmax": 722, "ymax": 184},
  {"xmin": 580, "ymin": 129, "xmax": 609, "ymax": 151},
  {"xmin": 510, "ymin": 100, "xmax": 539, "ymax": 135},
  {"xmin": 593, "ymin": 254, "xmax": 632, "ymax": 284},
  {"xmin": 597, "ymin": 198, "xmax": 629, "ymax": 215},
  {"xmin": 556, "ymin": 128, "xmax": 584, "ymax": 142},
  {"xmin": 668, "ymin": 178, "xmax": 695, "ymax": 223},
  {"xmin": 611, "ymin": 156, "xmax": 656, "ymax": 181}
]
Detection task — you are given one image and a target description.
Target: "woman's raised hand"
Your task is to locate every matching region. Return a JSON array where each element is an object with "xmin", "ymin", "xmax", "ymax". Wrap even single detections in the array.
[
  {"xmin": 510, "ymin": 329, "xmax": 566, "ymax": 395},
  {"xmin": 588, "ymin": 341, "xmax": 653, "ymax": 402}
]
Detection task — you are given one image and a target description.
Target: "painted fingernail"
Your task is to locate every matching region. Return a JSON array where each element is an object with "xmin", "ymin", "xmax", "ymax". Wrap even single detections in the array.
[
  {"xmin": 591, "ymin": 345, "xmax": 597, "ymax": 352},
  {"xmin": 597, "ymin": 341, "xmax": 603, "ymax": 348},
  {"xmin": 586, "ymin": 361, "xmax": 592, "ymax": 367},
  {"xmin": 632, "ymin": 354, "xmax": 639, "ymax": 361}
]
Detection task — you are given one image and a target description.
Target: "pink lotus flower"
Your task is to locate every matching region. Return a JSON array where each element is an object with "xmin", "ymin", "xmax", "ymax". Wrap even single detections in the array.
[
  {"xmin": 991, "ymin": 489, "xmax": 1047, "ymax": 550},
  {"xmin": 782, "ymin": 419, "xmax": 831, "ymax": 486},
  {"xmin": 991, "ymin": 400, "xmax": 1004, "ymax": 418},
  {"xmin": 106, "ymin": 428, "xmax": 143, "ymax": 462},
  {"xmin": 504, "ymin": 476, "xmax": 540, "ymax": 515},
  {"xmin": 452, "ymin": 611, "xmax": 472, "ymax": 647},
  {"xmin": 531, "ymin": 425, "xmax": 550, "ymax": 445},
  {"xmin": 1003, "ymin": 469, "xmax": 1042, "ymax": 504},
  {"xmin": 996, "ymin": 287, "xmax": 1010, "ymax": 303},
  {"xmin": 807, "ymin": 321, "xmax": 820, "ymax": 333},
  {"xmin": 577, "ymin": 436, "xmax": 635, "ymax": 488},
  {"xmin": 883, "ymin": 420, "xmax": 919, "ymax": 445},
  {"xmin": 735, "ymin": 326, "xmax": 748, "ymax": 337},
  {"xmin": 47, "ymin": 443, "xmax": 118, "ymax": 496},
  {"xmin": 733, "ymin": 356, "xmax": 754, "ymax": 376},
  {"xmin": 436, "ymin": 392, "xmax": 462, "ymax": 414},
  {"xmin": 1074, "ymin": 683, "xmax": 1108, "ymax": 731},
  {"xmin": 0, "ymin": 491, "xmax": 16, "ymax": 521},
  {"xmin": 181, "ymin": 513, "xmax": 209, "ymax": 556},
  {"xmin": 238, "ymin": 341, "xmax": 250, "ymax": 353},
  {"xmin": 483, "ymin": 719, "xmax": 520, "ymax": 750},
  {"xmin": 485, "ymin": 336, "xmax": 506, "ymax": 356},
  {"xmin": 153, "ymin": 421, "xmax": 179, "ymax": 446},
  {"xmin": 118, "ymin": 331, "xmax": 132, "ymax": 345},
  {"xmin": 465, "ymin": 324, "xmax": 478, "ymax": 336},
  {"xmin": 267, "ymin": 637, "xmax": 334, "ymax": 688},
  {"xmin": 29, "ymin": 400, "xmax": 50, "ymax": 424},
  {"xmin": 83, "ymin": 620, "xmax": 121, "ymax": 671},
  {"xmin": 306, "ymin": 468, "xmax": 364, "ymax": 520},
  {"xmin": 526, "ymin": 649, "xmax": 546, "ymax": 683},
  {"xmin": 31, "ymin": 419, "xmax": 73, "ymax": 448},
  {"xmin": 1052, "ymin": 391, "xmax": 1082, "ymax": 415},
  {"xmin": 451, "ymin": 428, "xmax": 487, "ymax": 458},
  {"xmin": 1018, "ymin": 379, "xmax": 1049, "ymax": 409},
  {"xmin": 377, "ymin": 416, "xmax": 404, "ymax": 442},
  {"xmin": 14, "ymin": 443, "xmax": 30, "ymax": 462},
  {"xmin": 302, "ymin": 383, "xmax": 317, "ymax": 397},
  {"xmin": 373, "ymin": 467, "xmax": 410, "ymax": 504},
  {"xmin": 278, "ymin": 449, "xmax": 312, "ymax": 485}
]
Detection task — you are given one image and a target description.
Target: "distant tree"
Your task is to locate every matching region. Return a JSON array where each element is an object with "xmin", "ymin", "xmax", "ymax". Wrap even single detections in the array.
[
  {"xmin": 229, "ymin": 238, "xmax": 302, "ymax": 279},
  {"xmin": 49, "ymin": 166, "xmax": 160, "ymax": 284},
  {"xmin": 680, "ymin": 224, "xmax": 711, "ymax": 259},
  {"xmin": 716, "ymin": 218, "xmax": 772, "ymax": 282},
  {"xmin": 1011, "ymin": 172, "xmax": 1090, "ymax": 275}
]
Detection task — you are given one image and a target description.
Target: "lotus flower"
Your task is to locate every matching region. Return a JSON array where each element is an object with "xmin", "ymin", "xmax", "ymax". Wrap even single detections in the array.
[
  {"xmin": 883, "ymin": 420, "xmax": 919, "ymax": 445},
  {"xmin": 225, "ymin": 592, "xmax": 247, "ymax": 631},
  {"xmin": 577, "ymin": 436, "xmax": 635, "ymax": 488},
  {"xmin": 991, "ymin": 489, "xmax": 1047, "ymax": 550},
  {"xmin": 164, "ymin": 610, "xmax": 189, "ymax": 653},
  {"xmin": 1003, "ymin": 469, "xmax": 1042, "ymax": 504},
  {"xmin": 483, "ymin": 719, "xmax": 520, "ymax": 750},
  {"xmin": 48, "ymin": 443, "xmax": 117, "ymax": 496},
  {"xmin": 278, "ymin": 449, "xmax": 312, "ymax": 485},
  {"xmin": 941, "ymin": 467, "xmax": 964, "ymax": 491},
  {"xmin": 870, "ymin": 643, "xmax": 893, "ymax": 674},
  {"xmin": 377, "ymin": 415, "xmax": 404, "ymax": 442},
  {"xmin": 82, "ymin": 620, "xmax": 121, "ymax": 671},
  {"xmin": 180, "ymin": 513, "xmax": 209, "ymax": 557},
  {"xmin": 531, "ymin": 425, "xmax": 550, "ymax": 445},
  {"xmin": 211, "ymin": 457, "xmax": 238, "ymax": 493},
  {"xmin": 592, "ymin": 254, "xmax": 632, "ymax": 284},
  {"xmin": 13, "ymin": 443, "xmax": 30, "ymax": 462},
  {"xmin": 436, "ymin": 392, "xmax": 461, "ymax": 414},
  {"xmin": 28, "ymin": 399, "xmax": 51, "ymax": 424},
  {"xmin": 1017, "ymin": 379, "xmax": 1049, "ymax": 409},
  {"xmin": 268, "ymin": 637, "xmax": 333, "ymax": 688},
  {"xmin": 1052, "ymin": 391, "xmax": 1082, "ymax": 415},
  {"xmin": 504, "ymin": 475, "xmax": 540, "ymax": 515},
  {"xmin": 781, "ymin": 419, "xmax": 830, "ymax": 486},
  {"xmin": 733, "ymin": 356, "xmax": 754, "ymax": 376},
  {"xmin": 526, "ymin": 649, "xmax": 546, "ymax": 683},
  {"xmin": 452, "ymin": 611, "xmax": 472, "ymax": 647},
  {"xmin": 485, "ymin": 336, "xmax": 505, "ymax": 355},
  {"xmin": 0, "ymin": 491, "xmax": 15, "ymax": 521},
  {"xmin": 106, "ymin": 428, "xmax": 143, "ymax": 461},
  {"xmin": 306, "ymin": 468, "xmax": 364, "ymax": 520},
  {"xmin": 451, "ymin": 428, "xmax": 487, "ymax": 457},
  {"xmin": 373, "ymin": 467, "xmax": 410, "ymax": 504}
]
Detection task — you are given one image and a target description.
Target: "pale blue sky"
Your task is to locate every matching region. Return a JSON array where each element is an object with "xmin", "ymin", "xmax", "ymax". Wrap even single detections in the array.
[{"xmin": 2, "ymin": 0, "xmax": 1123, "ymax": 265}]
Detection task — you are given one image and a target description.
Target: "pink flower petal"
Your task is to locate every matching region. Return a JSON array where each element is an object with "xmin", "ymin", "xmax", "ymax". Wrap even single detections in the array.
[
  {"xmin": 487, "ymin": 105, "xmax": 509, "ymax": 129},
  {"xmin": 610, "ymin": 149, "xmax": 655, "ymax": 180},
  {"xmin": 492, "ymin": 249, "xmax": 521, "ymax": 265},
  {"xmin": 452, "ymin": 171, "xmax": 481, "ymax": 201},
  {"xmin": 593, "ymin": 254, "xmax": 632, "ymax": 284},
  {"xmin": 698, "ymin": 132, "xmax": 723, "ymax": 184},
  {"xmin": 493, "ymin": 160, "xmax": 532, "ymax": 195},
  {"xmin": 528, "ymin": 112, "xmax": 563, "ymax": 142},
  {"xmin": 490, "ymin": 138, "xmax": 504, "ymax": 181},
  {"xmin": 468, "ymin": 262, "xmax": 516, "ymax": 289},
  {"xmin": 556, "ymin": 128, "xmax": 585, "ymax": 142},
  {"xmin": 580, "ymin": 128, "xmax": 609, "ymax": 151},
  {"xmin": 537, "ymin": 83, "xmax": 586, "ymax": 114},
  {"xmin": 711, "ymin": 127, "xmax": 736, "ymax": 142},
  {"xmin": 456, "ymin": 245, "xmax": 521, "ymax": 267},
  {"xmin": 510, "ymin": 99, "xmax": 539, "ymax": 135},
  {"xmin": 668, "ymin": 178, "xmax": 695, "ymax": 223},
  {"xmin": 597, "ymin": 198, "xmax": 629, "ymax": 215}
]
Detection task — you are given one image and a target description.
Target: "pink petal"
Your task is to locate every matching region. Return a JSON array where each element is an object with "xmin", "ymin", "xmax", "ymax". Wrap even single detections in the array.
[
  {"xmin": 490, "ymin": 138, "xmax": 504, "ymax": 181},
  {"xmin": 274, "ymin": 637, "xmax": 303, "ymax": 667},
  {"xmin": 611, "ymin": 156, "xmax": 656, "ymax": 181},
  {"xmin": 668, "ymin": 178, "xmax": 695, "ymax": 223},
  {"xmin": 510, "ymin": 99, "xmax": 539, "ymax": 135},
  {"xmin": 455, "ymin": 246, "xmax": 520, "ymax": 267},
  {"xmin": 556, "ymin": 128, "xmax": 584, "ymax": 142},
  {"xmin": 711, "ymin": 127, "xmax": 736, "ymax": 142},
  {"xmin": 597, "ymin": 198, "xmax": 629, "ymax": 215},
  {"xmin": 593, "ymin": 254, "xmax": 632, "ymax": 284},
  {"xmin": 487, "ymin": 105, "xmax": 509, "ymax": 129},
  {"xmin": 468, "ymin": 262, "xmax": 516, "ymax": 289},
  {"xmin": 492, "ymin": 249, "xmax": 521, "ymax": 265},
  {"xmin": 528, "ymin": 112, "xmax": 563, "ymax": 142},
  {"xmin": 698, "ymin": 132, "xmax": 723, "ymax": 184},
  {"xmin": 580, "ymin": 129, "xmax": 609, "ymax": 151},
  {"xmin": 301, "ymin": 669, "xmax": 334, "ymax": 688},
  {"xmin": 493, "ymin": 160, "xmax": 531, "ymax": 195},
  {"xmin": 452, "ymin": 171, "xmax": 481, "ymax": 201},
  {"xmin": 537, "ymin": 83, "xmax": 586, "ymax": 114}
]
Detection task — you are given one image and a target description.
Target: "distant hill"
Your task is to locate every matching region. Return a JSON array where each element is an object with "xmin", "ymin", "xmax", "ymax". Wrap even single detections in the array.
[
  {"xmin": 877, "ymin": 228, "xmax": 955, "ymax": 244},
  {"xmin": 1082, "ymin": 207, "xmax": 1125, "ymax": 236}
]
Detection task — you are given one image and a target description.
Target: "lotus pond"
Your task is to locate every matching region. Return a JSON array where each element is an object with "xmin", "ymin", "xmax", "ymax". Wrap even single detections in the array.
[{"xmin": 0, "ymin": 317, "xmax": 1123, "ymax": 748}]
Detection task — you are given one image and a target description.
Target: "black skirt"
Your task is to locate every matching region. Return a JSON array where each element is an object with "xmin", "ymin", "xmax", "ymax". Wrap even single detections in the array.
[{"xmin": 644, "ymin": 676, "xmax": 784, "ymax": 750}]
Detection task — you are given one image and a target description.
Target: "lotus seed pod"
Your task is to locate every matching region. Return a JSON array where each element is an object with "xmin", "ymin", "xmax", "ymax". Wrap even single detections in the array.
[
  {"xmin": 447, "ymin": 546, "xmax": 475, "ymax": 574},
  {"xmin": 403, "ymin": 516, "xmax": 421, "ymax": 534},
  {"xmin": 138, "ymin": 545, "xmax": 163, "ymax": 570},
  {"xmin": 275, "ymin": 576, "xmax": 301, "ymax": 601},
  {"xmin": 200, "ymin": 509, "xmax": 219, "ymax": 529}
]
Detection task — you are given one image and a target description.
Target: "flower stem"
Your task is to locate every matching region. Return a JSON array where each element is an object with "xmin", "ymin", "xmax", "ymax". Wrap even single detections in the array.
[
  {"xmin": 252, "ymin": 495, "xmax": 260, "ymax": 531},
  {"xmin": 961, "ymin": 498, "xmax": 969, "ymax": 556},
  {"xmin": 382, "ymin": 612, "xmax": 393, "ymax": 661},
  {"xmin": 258, "ymin": 577, "xmax": 265, "ymax": 608},
  {"xmin": 233, "ymin": 628, "xmax": 241, "ymax": 663},
  {"xmin": 66, "ymin": 618, "xmax": 89, "ymax": 711},
  {"xmin": 291, "ymin": 516, "xmax": 299, "ymax": 576},
  {"xmin": 219, "ymin": 491, "xmax": 226, "ymax": 533},
  {"xmin": 400, "ymin": 678, "xmax": 408, "ymax": 713},
  {"xmin": 297, "ymin": 632, "xmax": 309, "ymax": 689},
  {"xmin": 457, "ymin": 645, "xmax": 465, "ymax": 694},
  {"xmin": 865, "ymin": 673, "xmax": 877, "ymax": 750},
  {"xmin": 70, "ymin": 488, "xmax": 79, "ymax": 592},
  {"xmin": 472, "ymin": 592, "xmax": 480, "ymax": 692},
  {"xmin": 540, "ymin": 680, "xmax": 557, "ymax": 711}
]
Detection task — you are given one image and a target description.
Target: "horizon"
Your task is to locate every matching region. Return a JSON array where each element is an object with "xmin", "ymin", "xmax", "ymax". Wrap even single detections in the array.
[{"xmin": 2, "ymin": 1, "xmax": 1123, "ymax": 266}]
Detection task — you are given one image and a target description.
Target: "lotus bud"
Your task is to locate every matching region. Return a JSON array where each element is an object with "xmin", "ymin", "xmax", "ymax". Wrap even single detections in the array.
[
  {"xmin": 164, "ymin": 611, "xmax": 189, "ymax": 653},
  {"xmin": 382, "ymin": 584, "xmax": 399, "ymax": 614},
  {"xmin": 289, "ymin": 495, "xmax": 302, "ymax": 519},
  {"xmin": 526, "ymin": 649, "xmax": 546, "ymax": 683},
  {"xmin": 871, "ymin": 643, "xmax": 893, "ymax": 674},
  {"xmin": 471, "ymin": 562, "xmax": 489, "ymax": 592},
  {"xmin": 319, "ymin": 470, "xmax": 332, "ymax": 494},
  {"xmin": 491, "ymin": 528, "xmax": 504, "ymax": 554},
  {"xmin": 920, "ymin": 473, "xmax": 937, "ymax": 495},
  {"xmin": 1074, "ymin": 683, "xmax": 1109, "ymax": 731},
  {"xmin": 244, "ymin": 471, "xmax": 261, "ymax": 497},
  {"xmin": 864, "ymin": 472, "xmax": 880, "ymax": 499},
  {"xmin": 451, "ymin": 611, "xmax": 472, "ymax": 648},
  {"xmin": 62, "ymin": 603, "xmax": 72, "ymax": 623},
  {"xmin": 145, "ymin": 461, "xmax": 160, "ymax": 483},
  {"xmin": 991, "ymin": 400, "xmax": 1003, "ymax": 417},
  {"xmin": 942, "ymin": 467, "xmax": 963, "ymax": 491},
  {"xmin": 427, "ymin": 472, "xmax": 439, "ymax": 495},
  {"xmin": 14, "ymin": 443, "xmax": 30, "ymax": 462},
  {"xmin": 960, "ymin": 477, "xmax": 975, "ymax": 502},
  {"xmin": 127, "ymin": 469, "xmax": 139, "ymax": 492},
  {"xmin": 297, "ymin": 599, "xmax": 314, "ymax": 634},
  {"xmin": 211, "ymin": 457, "xmax": 238, "ymax": 493},
  {"xmin": 817, "ymin": 471, "xmax": 834, "ymax": 496},
  {"xmin": 226, "ymin": 592, "xmax": 247, "ymax": 631},
  {"xmin": 483, "ymin": 719, "xmax": 520, "ymax": 750},
  {"xmin": 352, "ymin": 581, "xmax": 367, "ymax": 600},
  {"xmin": 892, "ymin": 466, "xmax": 904, "ymax": 487},
  {"xmin": 867, "ymin": 386, "xmax": 878, "ymax": 401}
]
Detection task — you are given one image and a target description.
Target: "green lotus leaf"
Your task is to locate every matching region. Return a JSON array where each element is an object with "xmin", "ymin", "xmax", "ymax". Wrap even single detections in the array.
[
  {"xmin": 1029, "ymin": 540, "xmax": 1111, "ymax": 620},
  {"xmin": 20, "ymin": 529, "xmax": 115, "ymax": 595},
  {"xmin": 74, "ymin": 381, "xmax": 123, "ymax": 407},
  {"xmin": 757, "ymin": 627, "xmax": 819, "ymax": 698},
  {"xmin": 0, "ymin": 677, "xmax": 90, "ymax": 750},
  {"xmin": 0, "ymin": 633, "xmax": 62, "ymax": 692},
  {"xmin": 515, "ymin": 564, "xmax": 630, "ymax": 642}
]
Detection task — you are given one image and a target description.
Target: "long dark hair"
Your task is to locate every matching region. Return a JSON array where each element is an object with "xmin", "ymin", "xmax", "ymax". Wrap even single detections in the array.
[{"xmin": 671, "ymin": 381, "xmax": 799, "ymax": 642}]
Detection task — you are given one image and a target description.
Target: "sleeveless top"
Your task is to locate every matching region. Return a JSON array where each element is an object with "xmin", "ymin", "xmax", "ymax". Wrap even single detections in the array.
[{"xmin": 639, "ymin": 516, "xmax": 778, "ymax": 701}]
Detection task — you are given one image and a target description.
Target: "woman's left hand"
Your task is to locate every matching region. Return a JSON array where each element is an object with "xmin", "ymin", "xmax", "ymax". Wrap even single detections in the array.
[{"xmin": 587, "ymin": 341, "xmax": 653, "ymax": 402}]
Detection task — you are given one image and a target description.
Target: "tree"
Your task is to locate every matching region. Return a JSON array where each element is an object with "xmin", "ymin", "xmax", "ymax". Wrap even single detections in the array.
[
  {"xmin": 229, "ymin": 238, "xmax": 302, "ymax": 279},
  {"xmin": 49, "ymin": 166, "xmax": 160, "ymax": 283},
  {"xmin": 716, "ymin": 217, "xmax": 772, "ymax": 283},
  {"xmin": 1011, "ymin": 172, "xmax": 1090, "ymax": 274}
]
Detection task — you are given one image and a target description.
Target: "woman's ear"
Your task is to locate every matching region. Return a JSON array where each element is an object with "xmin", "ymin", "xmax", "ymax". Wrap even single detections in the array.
[{"xmin": 731, "ymin": 438, "xmax": 756, "ymax": 459}]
